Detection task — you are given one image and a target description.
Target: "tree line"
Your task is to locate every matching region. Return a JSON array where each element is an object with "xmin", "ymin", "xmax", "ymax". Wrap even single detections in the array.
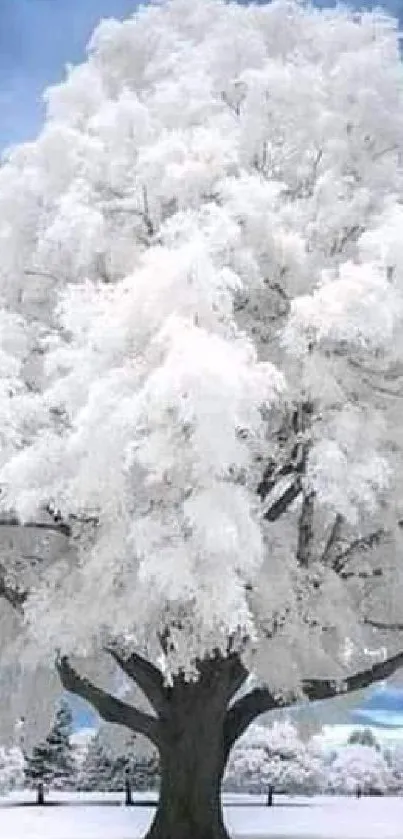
[{"xmin": 2, "ymin": 708, "xmax": 403, "ymax": 801}]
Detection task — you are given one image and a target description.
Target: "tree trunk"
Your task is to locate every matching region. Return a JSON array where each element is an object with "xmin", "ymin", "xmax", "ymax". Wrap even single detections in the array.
[
  {"xmin": 148, "ymin": 741, "xmax": 227, "ymax": 839},
  {"xmin": 146, "ymin": 658, "xmax": 237, "ymax": 839},
  {"xmin": 36, "ymin": 781, "xmax": 45, "ymax": 806},
  {"xmin": 56, "ymin": 650, "xmax": 250, "ymax": 839}
]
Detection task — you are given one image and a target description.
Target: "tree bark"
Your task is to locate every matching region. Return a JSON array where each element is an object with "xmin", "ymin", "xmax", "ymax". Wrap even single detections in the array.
[
  {"xmin": 147, "ymin": 662, "xmax": 232, "ymax": 839},
  {"xmin": 148, "ymin": 730, "xmax": 227, "ymax": 839}
]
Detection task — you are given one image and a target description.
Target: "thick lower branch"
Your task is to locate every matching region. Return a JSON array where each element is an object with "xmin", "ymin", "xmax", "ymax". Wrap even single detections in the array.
[
  {"xmin": 224, "ymin": 687, "xmax": 278, "ymax": 756},
  {"xmin": 56, "ymin": 656, "xmax": 161, "ymax": 746},
  {"xmin": 301, "ymin": 649, "xmax": 403, "ymax": 700},
  {"xmin": 224, "ymin": 648, "xmax": 403, "ymax": 753},
  {"xmin": 105, "ymin": 646, "xmax": 166, "ymax": 715},
  {"xmin": 225, "ymin": 655, "xmax": 249, "ymax": 703}
]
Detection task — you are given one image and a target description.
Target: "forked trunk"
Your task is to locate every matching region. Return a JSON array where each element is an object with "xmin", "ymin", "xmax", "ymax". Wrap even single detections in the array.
[{"xmin": 56, "ymin": 649, "xmax": 251, "ymax": 839}]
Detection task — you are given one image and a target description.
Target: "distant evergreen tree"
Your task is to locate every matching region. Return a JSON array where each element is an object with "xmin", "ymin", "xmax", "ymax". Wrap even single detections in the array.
[
  {"xmin": 78, "ymin": 733, "xmax": 113, "ymax": 791},
  {"xmin": 24, "ymin": 740, "xmax": 53, "ymax": 788},
  {"xmin": 109, "ymin": 752, "xmax": 160, "ymax": 792},
  {"xmin": 25, "ymin": 699, "xmax": 76, "ymax": 791},
  {"xmin": 77, "ymin": 731, "xmax": 159, "ymax": 793}
]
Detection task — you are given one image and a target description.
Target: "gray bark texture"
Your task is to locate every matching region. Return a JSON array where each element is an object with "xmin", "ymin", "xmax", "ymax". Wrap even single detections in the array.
[{"xmin": 147, "ymin": 654, "xmax": 246, "ymax": 839}]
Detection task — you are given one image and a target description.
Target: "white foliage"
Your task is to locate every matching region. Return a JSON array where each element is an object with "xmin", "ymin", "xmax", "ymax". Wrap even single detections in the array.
[
  {"xmin": 0, "ymin": 0, "xmax": 403, "ymax": 725},
  {"xmin": 327, "ymin": 743, "xmax": 391, "ymax": 795},
  {"xmin": 225, "ymin": 720, "xmax": 324, "ymax": 793}
]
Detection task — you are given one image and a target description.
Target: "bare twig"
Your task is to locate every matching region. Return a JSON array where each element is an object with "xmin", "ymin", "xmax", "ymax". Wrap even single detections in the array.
[
  {"xmin": 340, "ymin": 568, "xmax": 383, "ymax": 581},
  {"xmin": 332, "ymin": 529, "xmax": 387, "ymax": 575},
  {"xmin": 0, "ymin": 515, "xmax": 71, "ymax": 538},
  {"xmin": 321, "ymin": 514, "xmax": 344, "ymax": 565},
  {"xmin": 364, "ymin": 617, "xmax": 403, "ymax": 632},
  {"xmin": 330, "ymin": 225, "xmax": 364, "ymax": 257}
]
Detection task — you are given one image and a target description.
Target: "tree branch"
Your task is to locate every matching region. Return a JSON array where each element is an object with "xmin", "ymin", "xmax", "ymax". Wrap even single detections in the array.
[
  {"xmin": 257, "ymin": 459, "xmax": 295, "ymax": 502},
  {"xmin": 364, "ymin": 617, "xmax": 403, "ymax": 632},
  {"xmin": 224, "ymin": 687, "xmax": 278, "ymax": 757},
  {"xmin": 104, "ymin": 646, "xmax": 166, "ymax": 716},
  {"xmin": 296, "ymin": 491, "xmax": 315, "ymax": 567},
  {"xmin": 340, "ymin": 568, "xmax": 383, "ymax": 581},
  {"xmin": 226, "ymin": 656, "xmax": 249, "ymax": 703},
  {"xmin": 0, "ymin": 512, "xmax": 72, "ymax": 612},
  {"xmin": 0, "ymin": 515, "xmax": 71, "ymax": 537},
  {"xmin": 321, "ymin": 514, "xmax": 344, "ymax": 565},
  {"xmin": 260, "ymin": 404, "xmax": 313, "ymax": 524},
  {"xmin": 330, "ymin": 224, "xmax": 364, "ymax": 256},
  {"xmin": 224, "ymin": 648, "xmax": 403, "ymax": 755},
  {"xmin": 332, "ymin": 529, "xmax": 387, "ymax": 574},
  {"xmin": 263, "ymin": 477, "xmax": 302, "ymax": 522},
  {"xmin": 55, "ymin": 656, "xmax": 161, "ymax": 746},
  {"xmin": 302, "ymin": 651, "xmax": 403, "ymax": 701},
  {"xmin": 0, "ymin": 566, "xmax": 27, "ymax": 612}
]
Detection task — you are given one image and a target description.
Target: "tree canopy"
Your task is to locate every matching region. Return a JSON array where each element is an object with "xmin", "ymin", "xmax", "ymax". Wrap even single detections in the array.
[{"xmin": 0, "ymin": 0, "xmax": 403, "ymax": 744}]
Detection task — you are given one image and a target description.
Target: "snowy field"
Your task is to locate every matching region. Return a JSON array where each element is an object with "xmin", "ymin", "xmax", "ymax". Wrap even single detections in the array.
[{"xmin": 0, "ymin": 793, "xmax": 402, "ymax": 838}]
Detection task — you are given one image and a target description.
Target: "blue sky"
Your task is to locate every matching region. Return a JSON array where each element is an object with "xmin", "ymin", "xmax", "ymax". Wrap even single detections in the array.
[
  {"xmin": 351, "ymin": 684, "xmax": 403, "ymax": 728},
  {"xmin": 0, "ymin": 0, "xmax": 402, "ymax": 148},
  {"xmin": 0, "ymin": 0, "xmax": 138, "ymax": 149}
]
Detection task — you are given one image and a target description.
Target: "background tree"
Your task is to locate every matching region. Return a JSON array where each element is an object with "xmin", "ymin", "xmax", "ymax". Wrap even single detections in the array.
[
  {"xmin": 77, "ymin": 732, "xmax": 113, "ymax": 792},
  {"xmin": 109, "ymin": 752, "xmax": 160, "ymax": 794},
  {"xmin": 326, "ymin": 743, "xmax": 391, "ymax": 796},
  {"xmin": 25, "ymin": 700, "xmax": 76, "ymax": 794},
  {"xmin": 348, "ymin": 728, "xmax": 381, "ymax": 752},
  {"xmin": 224, "ymin": 720, "xmax": 324, "ymax": 794},
  {"xmin": 78, "ymin": 729, "xmax": 159, "ymax": 793},
  {"xmin": 386, "ymin": 743, "xmax": 403, "ymax": 793},
  {"xmin": 1, "ymin": 0, "xmax": 403, "ymax": 837}
]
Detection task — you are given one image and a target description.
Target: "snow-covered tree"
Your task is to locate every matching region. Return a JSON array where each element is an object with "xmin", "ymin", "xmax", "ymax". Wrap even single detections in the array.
[
  {"xmin": 225, "ymin": 720, "xmax": 323, "ymax": 793},
  {"xmin": 327, "ymin": 743, "xmax": 391, "ymax": 795},
  {"xmin": 0, "ymin": 746, "xmax": 25, "ymax": 795},
  {"xmin": 25, "ymin": 700, "xmax": 76, "ymax": 791},
  {"xmin": 1, "ymin": 0, "xmax": 403, "ymax": 836}
]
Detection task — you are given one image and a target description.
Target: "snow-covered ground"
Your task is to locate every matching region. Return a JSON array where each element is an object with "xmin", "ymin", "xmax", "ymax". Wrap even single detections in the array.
[{"xmin": 0, "ymin": 793, "xmax": 402, "ymax": 838}]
